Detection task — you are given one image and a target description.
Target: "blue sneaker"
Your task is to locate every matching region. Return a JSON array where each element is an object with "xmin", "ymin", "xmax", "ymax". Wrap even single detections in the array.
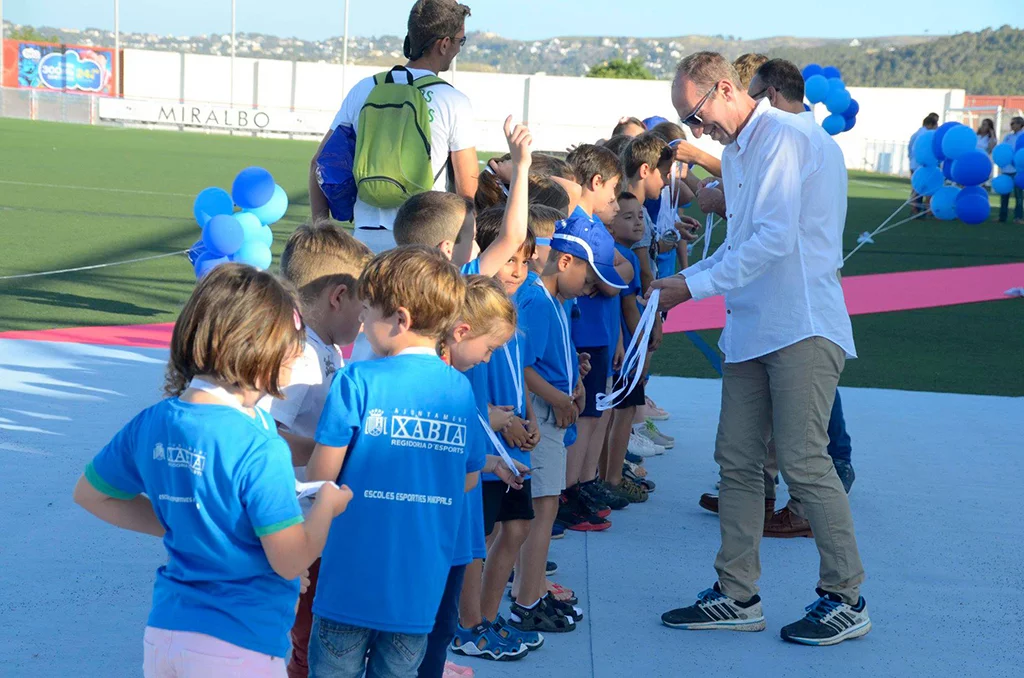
[
  {"xmin": 450, "ymin": 620, "xmax": 528, "ymax": 661},
  {"xmin": 492, "ymin": 614, "xmax": 544, "ymax": 651},
  {"xmin": 551, "ymin": 522, "xmax": 566, "ymax": 540}
]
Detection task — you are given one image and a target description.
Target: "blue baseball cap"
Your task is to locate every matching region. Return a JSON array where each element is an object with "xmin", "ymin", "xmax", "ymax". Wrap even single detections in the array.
[
  {"xmin": 644, "ymin": 115, "xmax": 669, "ymax": 130},
  {"xmin": 551, "ymin": 213, "xmax": 626, "ymax": 289}
]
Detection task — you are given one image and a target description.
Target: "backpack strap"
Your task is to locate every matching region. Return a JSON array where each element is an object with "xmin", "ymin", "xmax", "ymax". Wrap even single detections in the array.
[{"xmin": 414, "ymin": 74, "xmax": 452, "ymax": 90}]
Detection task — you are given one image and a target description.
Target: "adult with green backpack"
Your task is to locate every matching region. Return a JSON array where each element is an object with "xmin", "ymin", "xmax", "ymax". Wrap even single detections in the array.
[{"xmin": 310, "ymin": 0, "xmax": 479, "ymax": 254}]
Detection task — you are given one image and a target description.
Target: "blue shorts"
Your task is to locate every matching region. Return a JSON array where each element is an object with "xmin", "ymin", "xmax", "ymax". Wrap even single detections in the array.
[{"xmin": 578, "ymin": 345, "xmax": 610, "ymax": 418}]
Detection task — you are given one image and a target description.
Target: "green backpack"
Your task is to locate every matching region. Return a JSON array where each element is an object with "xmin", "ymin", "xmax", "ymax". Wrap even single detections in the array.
[{"xmin": 353, "ymin": 66, "xmax": 451, "ymax": 209}]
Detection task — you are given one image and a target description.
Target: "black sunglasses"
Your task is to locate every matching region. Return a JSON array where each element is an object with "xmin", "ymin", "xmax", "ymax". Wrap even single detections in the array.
[
  {"xmin": 681, "ymin": 84, "xmax": 718, "ymax": 129},
  {"xmin": 749, "ymin": 85, "xmax": 770, "ymax": 101}
]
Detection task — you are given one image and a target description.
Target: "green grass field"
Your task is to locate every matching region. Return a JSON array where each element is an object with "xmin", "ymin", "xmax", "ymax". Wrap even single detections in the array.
[{"xmin": 1, "ymin": 118, "xmax": 1021, "ymax": 395}]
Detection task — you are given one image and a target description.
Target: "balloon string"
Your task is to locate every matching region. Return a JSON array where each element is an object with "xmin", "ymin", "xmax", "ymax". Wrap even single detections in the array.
[
  {"xmin": 842, "ymin": 198, "xmax": 921, "ymax": 263},
  {"xmin": 0, "ymin": 250, "xmax": 190, "ymax": 281},
  {"xmin": 875, "ymin": 209, "xmax": 930, "ymax": 235}
]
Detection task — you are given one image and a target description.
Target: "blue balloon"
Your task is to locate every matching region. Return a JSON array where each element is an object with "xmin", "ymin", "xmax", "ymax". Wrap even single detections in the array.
[
  {"xmin": 804, "ymin": 75, "xmax": 829, "ymax": 104},
  {"xmin": 930, "ymin": 186, "xmax": 959, "ymax": 220},
  {"xmin": 913, "ymin": 130, "xmax": 939, "ymax": 167},
  {"xmin": 950, "ymin": 150, "xmax": 993, "ymax": 187},
  {"xmin": 232, "ymin": 167, "xmax": 275, "ymax": 209},
  {"xmin": 822, "ymin": 65, "xmax": 842, "ymax": 80},
  {"xmin": 203, "ymin": 214, "xmax": 245, "ymax": 257},
  {"xmin": 245, "ymin": 184, "xmax": 289, "ymax": 226},
  {"xmin": 932, "ymin": 121, "xmax": 958, "ymax": 161},
  {"xmin": 231, "ymin": 241, "xmax": 273, "ymax": 270},
  {"xmin": 826, "ymin": 77, "xmax": 845, "ymax": 94},
  {"xmin": 1017, "ymin": 173, "xmax": 1024, "ymax": 189},
  {"xmin": 992, "ymin": 143, "xmax": 1014, "ymax": 168},
  {"xmin": 194, "ymin": 253, "xmax": 229, "ymax": 278},
  {"xmin": 234, "ymin": 211, "xmax": 264, "ymax": 243},
  {"xmin": 940, "ymin": 124, "xmax": 976, "ymax": 161},
  {"xmin": 941, "ymin": 159, "xmax": 955, "ymax": 182},
  {"xmin": 801, "ymin": 64, "xmax": 824, "ymax": 80},
  {"xmin": 193, "ymin": 187, "xmax": 234, "ymax": 228},
  {"xmin": 1017, "ymin": 134, "xmax": 1024, "ymax": 151},
  {"xmin": 803, "ymin": 103, "xmax": 811, "ymax": 112},
  {"xmin": 844, "ymin": 115, "xmax": 857, "ymax": 132},
  {"xmin": 255, "ymin": 225, "xmax": 275, "ymax": 247},
  {"xmin": 954, "ymin": 186, "xmax": 990, "ymax": 224},
  {"xmin": 911, "ymin": 166, "xmax": 944, "ymax": 197},
  {"xmin": 822, "ymin": 114, "xmax": 846, "ymax": 136},
  {"xmin": 992, "ymin": 174, "xmax": 1014, "ymax": 195},
  {"xmin": 825, "ymin": 87, "xmax": 852, "ymax": 115},
  {"xmin": 1015, "ymin": 148, "xmax": 1024, "ymax": 172},
  {"xmin": 843, "ymin": 99, "xmax": 859, "ymax": 119}
]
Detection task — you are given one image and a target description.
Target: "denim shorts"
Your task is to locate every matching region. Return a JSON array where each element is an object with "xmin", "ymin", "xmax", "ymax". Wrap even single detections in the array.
[{"xmin": 308, "ymin": 616, "xmax": 428, "ymax": 678}]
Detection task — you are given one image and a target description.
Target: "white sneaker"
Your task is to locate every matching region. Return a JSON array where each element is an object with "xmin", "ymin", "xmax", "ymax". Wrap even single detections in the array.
[{"xmin": 628, "ymin": 431, "xmax": 665, "ymax": 457}]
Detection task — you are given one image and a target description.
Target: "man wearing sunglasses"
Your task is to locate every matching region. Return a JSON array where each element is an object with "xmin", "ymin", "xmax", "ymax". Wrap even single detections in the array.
[
  {"xmin": 310, "ymin": 0, "xmax": 478, "ymax": 254},
  {"xmin": 651, "ymin": 52, "xmax": 870, "ymax": 647}
]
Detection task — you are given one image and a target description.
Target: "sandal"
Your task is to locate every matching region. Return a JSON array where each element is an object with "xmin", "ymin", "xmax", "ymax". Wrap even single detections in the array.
[
  {"xmin": 624, "ymin": 460, "xmax": 648, "ymax": 478},
  {"xmin": 450, "ymin": 621, "xmax": 528, "ymax": 661},
  {"xmin": 544, "ymin": 592, "xmax": 584, "ymax": 621},
  {"xmin": 508, "ymin": 598, "xmax": 577, "ymax": 633},
  {"xmin": 623, "ymin": 465, "xmax": 655, "ymax": 492}
]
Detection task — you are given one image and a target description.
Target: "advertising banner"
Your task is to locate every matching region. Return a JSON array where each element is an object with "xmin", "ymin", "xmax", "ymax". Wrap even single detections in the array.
[
  {"xmin": 2, "ymin": 40, "xmax": 116, "ymax": 95},
  {"xmin": 98, "ymin": 98, "xmax": 332, "ymax": 134}
]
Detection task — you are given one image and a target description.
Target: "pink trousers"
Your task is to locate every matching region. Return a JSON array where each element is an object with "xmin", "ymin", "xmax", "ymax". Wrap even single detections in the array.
[{"xmin": 143, "ymin": 627, "xmax": 287, "ymax": 678}]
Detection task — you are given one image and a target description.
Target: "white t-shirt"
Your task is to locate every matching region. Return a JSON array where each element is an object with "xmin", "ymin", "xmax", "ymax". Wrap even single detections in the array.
[
  {"xmin": 258, "ymin": 327, "xmax": 342, "ymax": 482},
  {"xmin": 330, "ymin": 67, "xmax": 476, "ymax": 230}
]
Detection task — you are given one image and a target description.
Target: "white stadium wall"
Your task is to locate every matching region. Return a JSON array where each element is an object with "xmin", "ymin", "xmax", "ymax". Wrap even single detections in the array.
[{"xmin": 111, "ymin": 48, "xmax": 965, "ymax": 175}]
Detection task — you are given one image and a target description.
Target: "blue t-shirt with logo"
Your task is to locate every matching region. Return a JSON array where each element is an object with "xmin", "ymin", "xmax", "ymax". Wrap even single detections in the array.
[
  {"xmin": 86, "ymin": 399, "xmax": 303, "ymax": 657},
  {"xmin": 482, "ymin": 329, "xmax": 529, "ymax": 482},
  {"xmin": 313, "ymin": 352, "xmax": 482, "ymax": 634}
]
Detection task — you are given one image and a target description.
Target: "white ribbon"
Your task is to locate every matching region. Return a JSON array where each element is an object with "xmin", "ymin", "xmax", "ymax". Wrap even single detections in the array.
[
  {"xmin": 188, "ymin": 377, "xmax": 270, "ymax": 429},
  {"xmin": 501, "ymin": 334, "xmax": 524, "ymax": 416},
  {"xmin": 295, "ymin": 479, "xmax": 340, "ymax": 501},
  {"xmin": 477, "ymin": 411, "xmax": 521, "ymax": 479},
  {"xmin": 700, "ymin": 180, "xmax": 721, "ymax": 261},
  {"xmin": 535, "ymin": 279, "xmax": 573, "ymax": 395},
  {"xmin": 596, "ymin": 289, "xmax": 660, "ymax": 411}
]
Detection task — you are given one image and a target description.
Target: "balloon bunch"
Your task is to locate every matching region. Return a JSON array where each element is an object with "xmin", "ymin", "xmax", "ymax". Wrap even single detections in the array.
[
  {"xmin": 188, "ymin": 167, "xmax": 289, "ymax": 278},
  {"xmin": 991, "ymin": 136, "xmax": 1024, "ymax": 197},
  {"xmin": 801, "ymin": 64, "xmax": 858, "ymax": 136},
  {"xmin": 911, "ymin": 121, "xmax": 1010, "ymax": 224}
]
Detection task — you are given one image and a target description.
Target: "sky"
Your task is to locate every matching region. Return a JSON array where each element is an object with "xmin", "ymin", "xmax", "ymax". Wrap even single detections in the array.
[{"xmin": 4, "ymin": 0, "xmax": 1020, "ymax": 42}]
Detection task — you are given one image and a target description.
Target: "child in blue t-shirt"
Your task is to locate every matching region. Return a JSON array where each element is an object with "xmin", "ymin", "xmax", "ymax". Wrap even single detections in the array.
[
  {"xmin": 509, "ymin": 199, "xmax": 626, "ymax": 635},
  {"xmin": 72, "ymin": 264, "xmax": 353, "ymax": 675},
  {"xmin": 605, "ymin": 192, "xmax": 657, "ymax": 504},
  {"xmin": 305, "ymin": 247, "xmax": 481, "ymax": 678},
  {"xmin": 560, "ymin": 145, "xmax": 638, "ymax": 534}
]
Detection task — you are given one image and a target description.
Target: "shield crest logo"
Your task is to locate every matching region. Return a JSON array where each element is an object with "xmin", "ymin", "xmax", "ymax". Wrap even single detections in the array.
[
  {"xmin": 153, "ymin": 443, "xmax": 165, "ymax": 461},
  {"xmin": 365, "ymin": 409, "xmax": 386, "ymax": 437}
]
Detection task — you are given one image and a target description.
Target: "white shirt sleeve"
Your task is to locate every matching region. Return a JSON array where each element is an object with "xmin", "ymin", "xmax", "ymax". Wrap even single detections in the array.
[
  {"xmin": 685, "ymin": 125, "xmax": 809, "ymax": 302},
  {"xmin": 680, "ymin": 239, "xmax": 726, "ymax": 278},
  {"xmin": 447, "ymin": 91, "xmax": 476, "ymax": 152},
  {"xmin": 330, "ymin": 77, "xmax": 374, "ymax": 131}
]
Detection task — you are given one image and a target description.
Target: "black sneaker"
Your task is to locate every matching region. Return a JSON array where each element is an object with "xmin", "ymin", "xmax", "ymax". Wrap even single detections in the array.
[
  {"xmin": 780, "ymin": 589, "xmax": 871, "ymax": 646},
  {"xmin": 661, "ymin": 583, "xmax": 766, "ymax": 632},
  {"xmin": 509, "ymin": 597, "xmax": 577, "ymax": 633},
  {"xmin": 546, "ymin": 561, "xmax": 558, "ymax": 576},
  {"xmin": 572, "ymin": 482, "xmax": 612, "ymax": 517},
  {"xmin": 625, "ymin": 451, "xmax": 644, "ymax": 465},
  {"xmin": 555, "ymin": 492, "xmax": 612, "ymax": 532},
  {"xmin": 580, "ymin": 479, "xmax": 628, "ymax": 511}
]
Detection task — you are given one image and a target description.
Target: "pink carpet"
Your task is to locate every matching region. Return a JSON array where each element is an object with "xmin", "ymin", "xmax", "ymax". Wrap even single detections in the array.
[
  {"xmin": 662, "ymin": 262, "xmax": 1023, "ymax": 334},
  {"xmin": 2, "ymin": 263, "xmax": 1020, "ymax": 349}
]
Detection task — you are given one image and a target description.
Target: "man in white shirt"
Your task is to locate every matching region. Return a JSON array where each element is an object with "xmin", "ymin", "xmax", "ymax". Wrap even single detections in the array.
[
  {"xmin": 308, "ymin": 0, "xmax": 479, "ymax": 253},
  {"xmin": 653, "ymin": 52, "xmax": 869, "ymax": 647}
]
